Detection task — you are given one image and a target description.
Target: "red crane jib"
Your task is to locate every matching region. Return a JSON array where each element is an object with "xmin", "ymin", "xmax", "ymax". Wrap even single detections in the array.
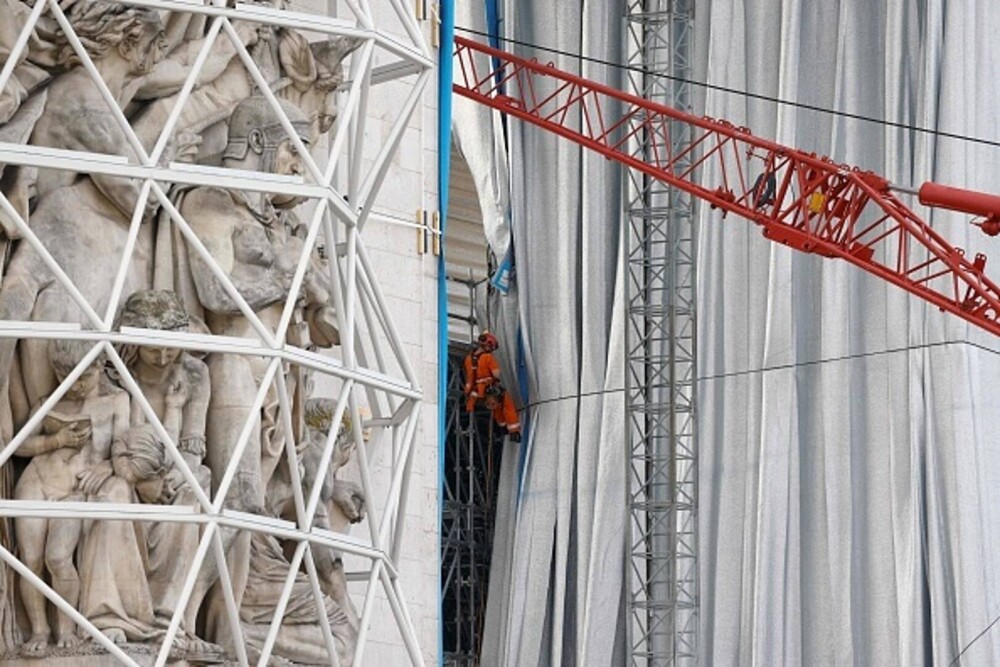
[{"xmin": 453, "ymin": 35, "xmax": 1000, "ymax": 337}]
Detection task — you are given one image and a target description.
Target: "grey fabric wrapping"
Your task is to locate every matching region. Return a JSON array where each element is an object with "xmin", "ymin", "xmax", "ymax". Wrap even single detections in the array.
[
  {"xmin": 456, "ymin": 0, "xmax": 1000, "ymax": 665},
  {"xmin": 695, "ymin": 1, "xmax": 1000, "ymax": 664},
  {"xmin": 456, "ymin": 3, "xmax": 629, "ymax": 666}
]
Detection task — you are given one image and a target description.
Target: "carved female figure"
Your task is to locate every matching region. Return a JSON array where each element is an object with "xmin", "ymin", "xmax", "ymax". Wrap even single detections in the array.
[
  {"xmin": 115, "ymin": 289, "xmax": 211, "ymax": 497},
  {"xmin": 77, "ymin": 423, "xmax": 223, "ymax": 660},
  {"xmin": 87, "ymin": 289, "xmax": 220, "ymax": 656}
]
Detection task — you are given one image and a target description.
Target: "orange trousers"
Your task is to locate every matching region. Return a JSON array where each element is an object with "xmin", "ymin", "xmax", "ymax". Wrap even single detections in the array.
[{"xmin": 492, "ymin": 393, "xmax": 520, "ymax": 433}]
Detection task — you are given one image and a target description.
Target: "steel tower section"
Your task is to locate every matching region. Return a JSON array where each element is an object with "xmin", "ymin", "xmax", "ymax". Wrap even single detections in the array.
[
  {"xmin": 441, "ymin": 348, "xmax": 502, "ymax": 666},
  {"xmin": 441, "ymin": 276, "xmax": 503, "ymax": 666},
  {"xmin": 623, "ymin": 1, "xmax": 698, "ymax": 664}
]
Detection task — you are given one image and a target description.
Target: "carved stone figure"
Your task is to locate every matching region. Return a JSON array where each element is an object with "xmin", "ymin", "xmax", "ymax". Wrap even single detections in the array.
[
  {"xmin": 1, "ymin": 2, "xmax": 167, "ymax": 235},
  {"xmin": 157, "ymin": 95, "xmax": 335, "ymax": 654},
  {"xmin": 0, "ymin": 0, "xmax": 40, "ymax": 126},
  {"xmin": 240, "ymin": 531, "xmax": 356, "ymax": 666},
  {"xmin": 13, "ymin": 340, "xmax": 129, "ymax": 657},
  {"xmin": 129, "ymin": 15, "xmax": 262, "ymax": 157},
  {"xmin": 265, "ymin": 397, "xmax": 367, "ymax": 656},
  {"xmin": 108, "ymin": 289, "xmax": 219, "ymax": 656},
  {"xmin": 76, "ymin": 424, "xmax": 170, "ymax": 646},
  {"xmin": 170, "ymin": 95, "xmax": 316, "ymax": 509},
  {"xmin": 76, "ymin": 423, "xmax": 224, "ymax": 661}
]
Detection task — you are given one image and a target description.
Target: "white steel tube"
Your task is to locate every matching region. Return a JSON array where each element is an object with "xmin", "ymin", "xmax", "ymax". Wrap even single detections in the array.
[
  {"xmin": 357, "ymin": 70, "xmax": 431, "ymax": 229},
  {"xmin": 342, "ymin": 0, "xmax": 374, "ymax": 29},
  {"xmin": 211, "ymin": 358, "xmax": 280, "ymax": 513},
  {"xmin": 47, "ymin": 0, "xmax": 150, "ymax": 164},
  {"xmin": 357, "ymin": 0, "xmax": 376, "ymax": 29},
  {"xmin": 0, "ymin": 144, "xmax": 326, "ymax": 200},
  {"xmin": 347, "ymin": 391, "xmax": 384, "ymax": 551},
  {"xmin": 357, "ymin": 259, "xmax": 398, "ymax": 374},
  {"xmin": 0, "ymin": 192, "xmax": 104, "ymax": 327},
  {"xmin": 274, "ymin": 371, "xmax": 308, "ymax": 529},
  {"xmin": 356, "ymin": 272, "xmax": 399, "ymax": 419},
  {"xmin": 302, "ymin": 544, "xmax": 342, "ymax": 667},
  {"xmin": 211, "ymin": 529, "xmax": 251, "ymax": 667},
  {"xmin": 385, "ymin": 0, "xmax": 430, "ymax": 59},
  {"xmin": 377, "ymin": 406, "xmax": 419, "ymax": 546},
  {"xmin": 274, "ymin": 197, "xmax": 331, "ymax": 345},
  {"xmin": 0, "ymin": 544, "xmax": 142, "ymax": 666},
  {"xmin": 218, "ymin": 510, "xmax": 384, "ymax": 563},
  {"xmin": 351, "ymin": 560, "xmax": 383, "ymax": 667},
  {"xmin": 0, "ymin": 323, "xmax": 417, "ymax": 398},
  {"xmin": 345, "ymin": 228, "xmax": 358, "ymax": 373},
  {"xmin": 149, "ymin": 16, "xmax": 226, "ymax": 164},
  {"xmin": 255, "ymin": 540, "xmax": 307, "ymax": 666},
  {"xmin": 378, "ymin": 568, "xmax": 425, "ymax": 666},
  {"xmin": 283, "ymin": 344, "xmax": 419, "ymax": 399},
  {"xmin": 389, "ymin": 411, "xmax": 419, "ymax": 563},
  {"xmin": 0, "ymin": 499, "xmax": 387, "ymax": 563},
  {"xmin": 153, "ymin": 522, "xmax": 219, "ymax": 667},
  {"xmin": 102, "ymin": 179, "xmax": 153, "ymax": 328},
  {"xmin": 323, "ymin": 40, "xmax": 376, "ymax": 185},
  {"xmin": 322, "ymin": 210, "xmax": 350, "ymax": 365},
  {"xmin": 347, "ymin": 49, "xmax": 372, "ymax": 206},
  {"xmin": 356, "ymin": 240, "xmax": 420, "ymax": 388}
]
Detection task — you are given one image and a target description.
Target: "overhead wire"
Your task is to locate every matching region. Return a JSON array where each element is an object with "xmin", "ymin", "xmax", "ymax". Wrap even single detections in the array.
[
  {"xmin": 520, "ymin": 339, "xmax": 1000, "ymax": 412},
  {"xmin": 951, "ymin": 614, "xmax": 1000, "ymax": 666},
  {"xmin": 454, "ymin": 26, "xmax": 1000, "ymax": 151}
]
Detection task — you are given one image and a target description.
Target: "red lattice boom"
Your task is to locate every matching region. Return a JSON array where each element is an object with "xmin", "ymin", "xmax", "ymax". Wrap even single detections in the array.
[{"xmin": 453, "ymin": 35, "xmax": 1000, "ymax": 338}]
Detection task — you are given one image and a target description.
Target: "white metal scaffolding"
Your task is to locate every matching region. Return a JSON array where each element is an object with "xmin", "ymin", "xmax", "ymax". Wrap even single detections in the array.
[
  {"xmin": 0, "ymin": 0, "xmax": 433, "ymax": 664},
  {"xmin": 624, "ymin": 1, "xmax": 698, "ymax": 665}
]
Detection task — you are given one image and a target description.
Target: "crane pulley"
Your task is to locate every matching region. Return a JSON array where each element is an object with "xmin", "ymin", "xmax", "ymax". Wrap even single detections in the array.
[{"xmin": 453, "ymin": 35, "xmax": 1000, "ymax": 337}]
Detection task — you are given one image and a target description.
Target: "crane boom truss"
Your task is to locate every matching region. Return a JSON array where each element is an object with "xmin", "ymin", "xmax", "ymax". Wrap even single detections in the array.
[{"xmin": 452, "ymin": 35, "xmax": 1000, "ymax": 338}]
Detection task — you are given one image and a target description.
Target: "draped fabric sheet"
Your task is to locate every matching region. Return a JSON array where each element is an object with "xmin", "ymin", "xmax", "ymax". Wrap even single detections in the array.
[
  {"xmin": 455, "ymin": 0, "xmax": 1000, "ymax": 665},
  {"xmin": 695, "ymin": 1, "xmax": 1000, "ymax": 664},
  {"xmin": 455, "ymin": 3, "xmax": 628, "ymax": 665}
]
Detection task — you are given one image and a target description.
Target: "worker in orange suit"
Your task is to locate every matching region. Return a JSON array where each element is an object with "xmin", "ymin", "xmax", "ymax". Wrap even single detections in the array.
[
  {"xmin": 484, "ymin": 383, "xmax": 521, "ymax": 442},
  {"xmin": 463, "ymin": 331, "xmax": 501, "ymax": 412}
]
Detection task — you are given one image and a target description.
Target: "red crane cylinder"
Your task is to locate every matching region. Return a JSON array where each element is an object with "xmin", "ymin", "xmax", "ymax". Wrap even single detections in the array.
[{"xmin": 919, "ymin": 182, "xmax": 1000, "ymax": 219}]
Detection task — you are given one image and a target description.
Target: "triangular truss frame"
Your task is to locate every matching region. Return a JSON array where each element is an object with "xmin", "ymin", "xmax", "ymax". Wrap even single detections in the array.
[{"xmin": 0, "ymin": 1, "xmax": 433, "ymax": 665}]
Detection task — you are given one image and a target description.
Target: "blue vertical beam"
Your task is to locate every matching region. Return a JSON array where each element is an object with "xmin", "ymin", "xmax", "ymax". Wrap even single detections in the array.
[{"xmin": 436, "ymin": 2, "xmax": 454, "ymax": 665}]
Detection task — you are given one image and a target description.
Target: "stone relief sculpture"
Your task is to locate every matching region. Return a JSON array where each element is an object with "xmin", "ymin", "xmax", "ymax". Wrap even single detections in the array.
[
  {"xmin": 105, "ymin": 290, "xmax": 220, "ymax": 657},
  {"xmin": 244, "ymin": 398, "xmax": 370, "ymax": 665},
  {"xmin": 13, "ymin": 340, "xmax": 129, "ymax": 655},
  {"xmin": 0, "ymin": 2, "xmax": 170, "ymax": 430},
  {"xmin": 1, "ymin": 2, "xmax": 167, "ymax": 234},
  {"xmin": 0, "ymin": 0, "xmax": 371, "ymax": 662}
]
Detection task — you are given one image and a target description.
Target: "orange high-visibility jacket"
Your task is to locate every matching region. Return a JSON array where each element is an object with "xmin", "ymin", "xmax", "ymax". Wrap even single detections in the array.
[{"xmin": 463, "ymin": 351, "xmax": 500, "ymax": 397}]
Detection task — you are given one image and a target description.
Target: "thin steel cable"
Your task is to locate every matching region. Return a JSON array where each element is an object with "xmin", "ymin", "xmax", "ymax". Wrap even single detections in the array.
[
  {"xmin": 519, "ymin": 338, "xmax": 1000, "ymax": 411},
  {"xmin": 950, "ymin": 612, "xmax": 1000, "ymax": 666},
  {"xmin": 454, "ymin": 26, "xmax": 1000, "ymax": 150}
]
